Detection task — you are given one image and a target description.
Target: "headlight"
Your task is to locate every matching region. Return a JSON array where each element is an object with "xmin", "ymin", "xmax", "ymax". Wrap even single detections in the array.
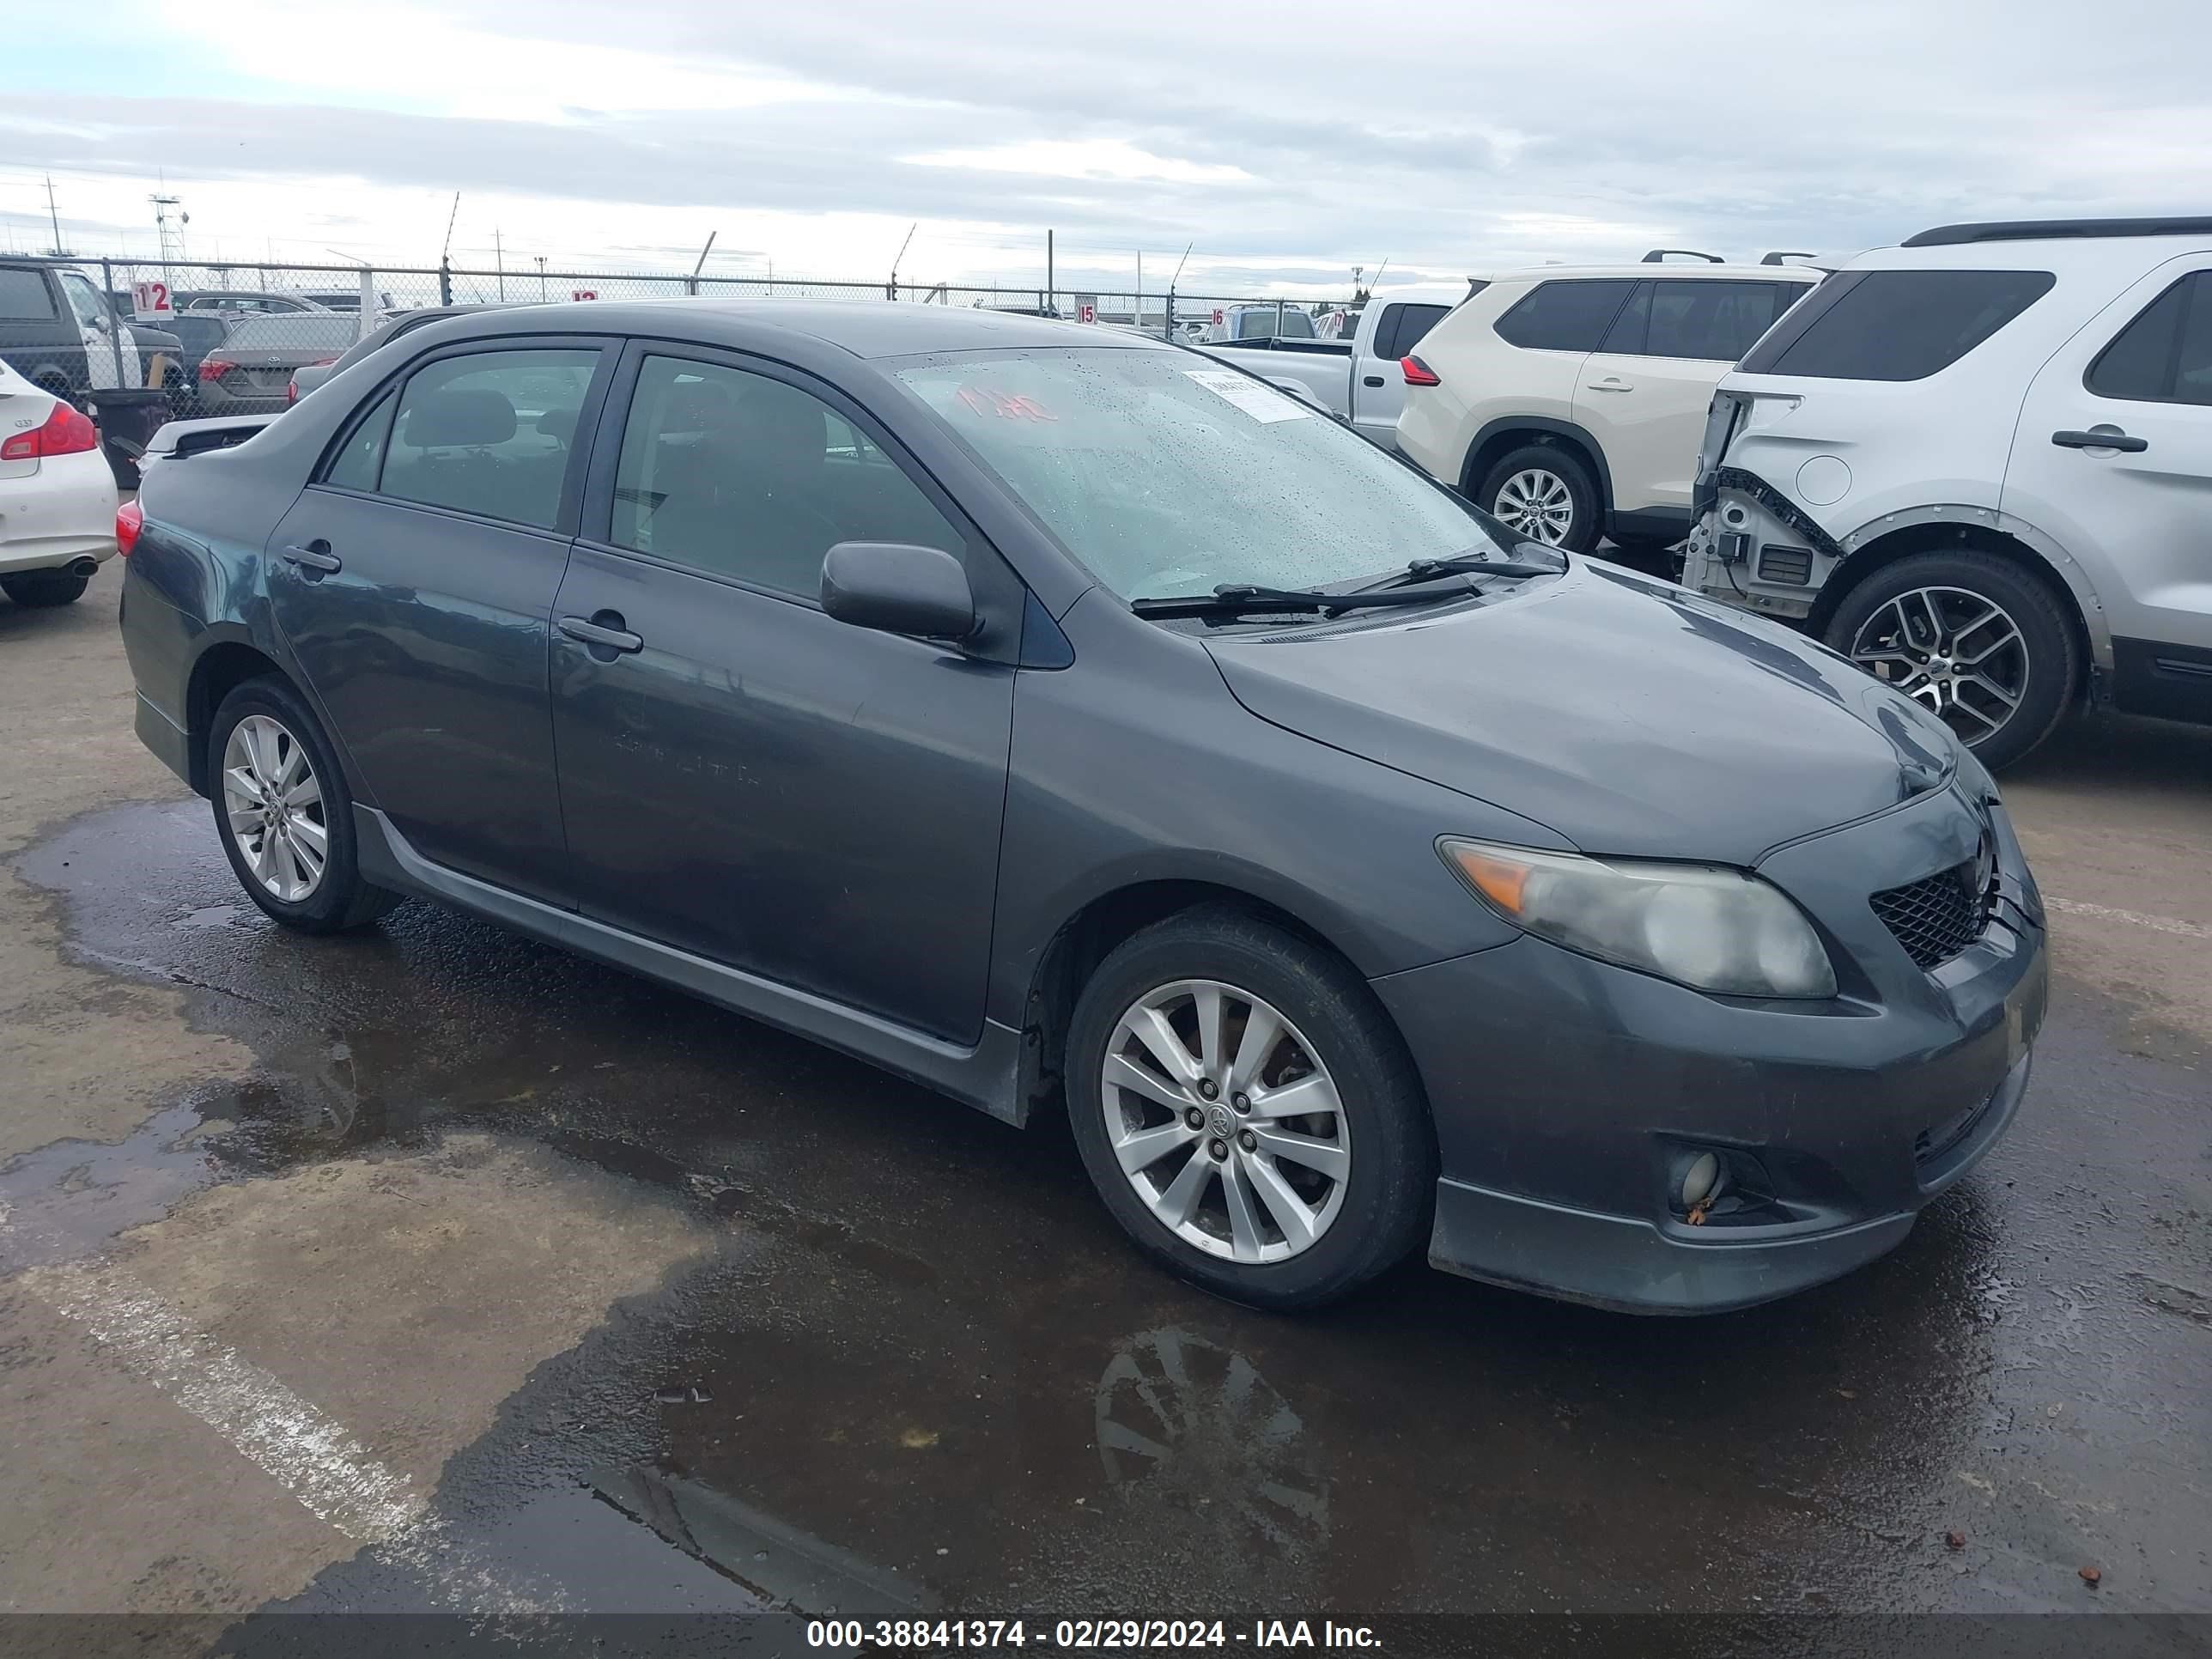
[{"xmin": 1438, "ymin": 838, "xmax": 1837, "ymax": 999}]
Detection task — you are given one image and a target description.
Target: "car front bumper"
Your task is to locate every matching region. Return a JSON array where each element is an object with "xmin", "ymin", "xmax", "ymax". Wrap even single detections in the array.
[{"xmin": 1373, "ymin": 784, "xmax": 2048, "ymax": 1313}]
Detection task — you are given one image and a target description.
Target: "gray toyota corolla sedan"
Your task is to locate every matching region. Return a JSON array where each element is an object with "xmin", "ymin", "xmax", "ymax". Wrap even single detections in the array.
[{"xmin": 116, "ymin": 301, "xmax": 2047, "ymax": 1313}]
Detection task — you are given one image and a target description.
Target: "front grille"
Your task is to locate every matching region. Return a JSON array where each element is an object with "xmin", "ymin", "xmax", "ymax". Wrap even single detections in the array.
[{"xmin": 1870, "ymin": 865, "xmax": 1988, "ymax": 969}]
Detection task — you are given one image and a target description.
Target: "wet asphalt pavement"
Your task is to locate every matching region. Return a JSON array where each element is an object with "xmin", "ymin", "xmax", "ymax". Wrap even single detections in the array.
[{"xmin": 7, "ymin": 787, "xmax": 2209, "ymax": 1639}]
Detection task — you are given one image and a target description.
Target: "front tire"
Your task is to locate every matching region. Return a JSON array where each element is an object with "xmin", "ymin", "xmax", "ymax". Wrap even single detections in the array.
[
  {"xmin": 1476, "ymin": 443, "xmax": 1601, "ymax": 554},
  {"xmin": 208, "ymin": 677, "xmax": 400, "ymax": 933},
  {"xmin": 1, "ymin": 569, "xmax": 90, "ymax": 607},
  {"xmin": 1823, "ymin": 550, "xmax": 2078, "ymax": 769},
  {"xmin": 1066, "ymin": 907, "xmax": 1436, "ymax": 1310}
]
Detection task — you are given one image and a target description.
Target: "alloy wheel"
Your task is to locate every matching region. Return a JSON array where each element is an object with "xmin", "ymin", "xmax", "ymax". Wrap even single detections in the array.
[
  {"xmin": 1099, "ymin": 980, "xmax": 1350, "ymax": 1264},
  {"xmin": 1492, "ymin": 468, "xmax": 1575, "ymax": 545},
  {"xmin": 1848, "ymin": 585, "xmax": 2028, "ymax": 746},
  {"xmin": 222, "ymin": 714, "xmax": 328, "ymax": 902}
]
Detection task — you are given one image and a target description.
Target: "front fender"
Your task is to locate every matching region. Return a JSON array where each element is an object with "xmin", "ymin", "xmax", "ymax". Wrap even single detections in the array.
[{"xmin": 1826, "ymin": 502, "xmax": 2112, "ymax": 676}]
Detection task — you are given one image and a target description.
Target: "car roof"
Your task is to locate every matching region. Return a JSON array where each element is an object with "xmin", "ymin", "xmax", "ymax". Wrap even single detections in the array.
[
  {"xmin": 1468, "ymin": 263, "xmax": 1822, "ymax": 283},
  {"xmin": 418, "ymin": 298, "xmax": 1167, "ymax": 360},
  {"xmin": 1364, "ymin": 283, "xmax": 1474, "ymax": 304},
  {"xmin": 1845, "ymin": 233, "xmax": 2212, "ymax": 274}
]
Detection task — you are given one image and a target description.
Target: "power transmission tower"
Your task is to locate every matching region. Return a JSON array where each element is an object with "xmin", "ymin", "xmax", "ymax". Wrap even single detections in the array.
[{"xmin": 152, "ymin": 193, "xmax": 187, "ymax": 271}]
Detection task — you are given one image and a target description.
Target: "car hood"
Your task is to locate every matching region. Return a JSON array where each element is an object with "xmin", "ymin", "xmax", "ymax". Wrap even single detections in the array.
[{"xmin": 1203, "ymin": 562, "xmax": 1959, "ymax": 867}]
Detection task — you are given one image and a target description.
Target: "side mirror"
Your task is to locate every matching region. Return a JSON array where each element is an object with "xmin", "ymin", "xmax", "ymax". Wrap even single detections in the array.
[{"xmin": 820, "ymin": 541, "xmax": 977, "ymax": 641}]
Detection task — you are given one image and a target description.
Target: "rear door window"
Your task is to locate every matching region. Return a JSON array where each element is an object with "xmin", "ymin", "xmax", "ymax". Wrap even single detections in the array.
[
  {"xmin": 1493, "ymin": 281, "xmax": 1638, "ymax": 352},
  {"xmin": 0, "ymin": 270, "xmax": 57, "ymax": 320},
  {"xmin": 378, "ymin": 349, "xmax": 599, "ymax": 529},
  {"xmin": 2087, "ymin": 272, "xmax": 2212, "ymax": 406},
  {"xmin": 1739, "ymin": 269, "xmax": 2054, "ymax": 380},
  {"xmin": 323, "ymin": 392, "xmax": 398, "ymax": 491},
  {"xmin": 1645, "ymin": 280, "xmax": 1802, "ymax": 361}
]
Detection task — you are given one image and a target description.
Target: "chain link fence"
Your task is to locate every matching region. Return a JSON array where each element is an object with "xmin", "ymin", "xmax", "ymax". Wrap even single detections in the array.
[{"xmin": 3, "ymin": 252, "xmax": 1351, "ymax": 428}]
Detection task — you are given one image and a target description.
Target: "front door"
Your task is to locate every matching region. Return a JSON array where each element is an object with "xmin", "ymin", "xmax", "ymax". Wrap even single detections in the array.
[
  {"xmin": 266, "ymin": 340, "xmax": 608, "ymax": 902},
  {"xmin": 2005, "ymin": 254, "xmax": 2212, "ymax": 720},
  {"xmin": 56, "ymin": 268, "xmax": 133, "ymax": 391},
  {"xmin": 550, "ymin": 348, "xmax": 1015, "ymax": 1043}
]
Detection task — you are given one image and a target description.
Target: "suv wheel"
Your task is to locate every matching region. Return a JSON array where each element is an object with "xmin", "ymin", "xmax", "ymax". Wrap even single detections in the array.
[
  {"xmin": 208, "ymin": 677, "xmax": 402, "ymax": 933},
  {"xmin": 1823, "ymin": 550, "xmax": 2079, "ymax": 769},
  {"xmin": 1, "ymin": 569, "xmax": 90, "ymax": 607},
  {"xmin": 1476, "ymin": 445, "xmax": 1601, "ymax": 553},
  {"xmin": 1066, "ymin": 907, "xmax": 1436, "ymax": 1310}
]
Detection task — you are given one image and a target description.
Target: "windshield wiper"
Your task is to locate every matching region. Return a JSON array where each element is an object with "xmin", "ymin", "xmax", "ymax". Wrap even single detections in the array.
[
  {"xmin": 1398, "ymin": 546, "xmax": 1566, "ymax": 582},
  {"xmin": 1129, "ymin": 580, "xmax": 1474, "ymax": 619}
]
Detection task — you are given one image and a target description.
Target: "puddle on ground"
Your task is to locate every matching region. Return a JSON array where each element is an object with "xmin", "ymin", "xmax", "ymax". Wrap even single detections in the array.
[{"xmin": 10, "ymin": 798, "xmax": 2212, "ymax": 1615}]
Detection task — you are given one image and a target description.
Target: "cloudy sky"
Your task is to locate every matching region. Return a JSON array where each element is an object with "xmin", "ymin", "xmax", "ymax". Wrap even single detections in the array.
[{"xmin": 5, "ymin": 0, "xmax": 2209, "ymax": 301}]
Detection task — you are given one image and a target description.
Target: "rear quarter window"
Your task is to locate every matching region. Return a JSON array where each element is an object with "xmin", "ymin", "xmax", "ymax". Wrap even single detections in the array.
[
  {"xmin": 1738, "ymin": 268, "xmax": 2055, "ymax": 380},
  {"xmin": 0, "ymin": 270, "xmax": 58, "ymax": 321},
  {"xmin": 1492, "ymin": 281, "xmax": 1638, "ymax": 352}
]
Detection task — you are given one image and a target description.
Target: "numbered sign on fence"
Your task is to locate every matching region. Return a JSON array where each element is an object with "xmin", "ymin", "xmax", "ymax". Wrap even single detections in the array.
[
  {"xmin": 571, "ymin": 289, "xmax": 599, "ymax": 301},
  {"xmin": 131, "ymin": 281, "xmax": 174, "ymax": 322}
]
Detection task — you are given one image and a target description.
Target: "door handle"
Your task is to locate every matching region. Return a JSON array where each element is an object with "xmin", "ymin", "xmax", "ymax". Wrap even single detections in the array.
[
  {"xmin": 1585, "ymin": 378, "xmax": 1632, "ymax": 392},
  {"xmin": 2051, "ymin": 428, "xmax": 2148, "ymax": 453},
  {"xmin": 1361, "ymin": 374, "xmax": 1386, "ymax": 387},
  {"xmin": 281, "ymin": 543, "xmax": 342, "ymax": 574},
  {"xmin": 559, "ymin": 613, "xmax": 643, "ymax": 654}
]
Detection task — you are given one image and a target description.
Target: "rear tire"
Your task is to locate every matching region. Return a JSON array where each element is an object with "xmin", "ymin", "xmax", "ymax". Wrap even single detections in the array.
[
  {"xmin": 1, "ymin": 569, "xmax": 90, "ymax": 607},
  {"xmin": 208, "ymin": 676, "xmax": 402, "ymax": 933},
  {"xmin": 1822, "ymin": 550, "xmax": 2078, "ymax": 770},
  {"xmin": 1476, "ymin": 444, "xmax": 1601, "ymax": 554},
  {"xmin": 1066, "ymin": 906, "xmax": 1437, "ymax": 1311}
]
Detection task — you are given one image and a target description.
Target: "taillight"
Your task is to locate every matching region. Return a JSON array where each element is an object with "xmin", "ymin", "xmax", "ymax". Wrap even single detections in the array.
[
  {"xmin": 0, "ymin": 400, "xmax": 100, "ymax": 460},
  {"xmin": 198, "ymin": 358, "xmax": 235, "ymax": 383},
  {"xmin": 116, "ymin": 499, "xmax": 144, "ymax": 556},
  {"xmin": 1401, "ymin": 355, "xmax": 1441, "ymax": 387}
]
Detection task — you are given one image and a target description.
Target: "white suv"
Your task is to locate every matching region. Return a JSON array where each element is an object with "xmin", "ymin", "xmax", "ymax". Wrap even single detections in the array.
[
  {"xmin": 1682, "ymin": 217, "xmax": 2212, "ymax": 769},
  {"xmin": 1396, "ymin": 259, "xmax": 1820, "ymax": 553}
]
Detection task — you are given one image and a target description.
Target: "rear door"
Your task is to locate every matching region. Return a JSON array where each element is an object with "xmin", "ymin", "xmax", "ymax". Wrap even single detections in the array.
[
  {"xmin": 1575, "ymin": 278, "xmax": 1802, "ymax": 516},
  {"xmin": 2006, "ymin": 254, "xmax": 2212, "ymax": 721},
  {"xmin": 1351, "ymin": 300, "xmax": 1449, "ymax": 447},
  {"xmin": 1487, "ymin": 276, "xmax": 1638, "ymax": 435},
  {"xmin": 264, "ymin": 337, "xmax": 611, "ymax": 902},
  {"xmin": 549, "ymin": 344, "xmax": 1016, "ymax": 1042}
]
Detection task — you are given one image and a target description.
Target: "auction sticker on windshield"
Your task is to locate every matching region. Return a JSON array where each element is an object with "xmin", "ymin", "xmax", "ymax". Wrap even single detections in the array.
[{"xmin": 1182, "ymin": 368, "xmax": 1310, "ymax": 423}]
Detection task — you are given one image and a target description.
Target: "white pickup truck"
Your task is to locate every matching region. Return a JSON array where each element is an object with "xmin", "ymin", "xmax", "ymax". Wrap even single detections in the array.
[{"xmin": 1185, "ymin": 283, "xmax": 1468, "ymax": 449}]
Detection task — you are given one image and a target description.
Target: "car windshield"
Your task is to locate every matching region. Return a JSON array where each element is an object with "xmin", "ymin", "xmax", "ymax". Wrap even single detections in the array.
[{"xmin": 894, "ymin": 347, "xmax": 1508, "ymax": 599}]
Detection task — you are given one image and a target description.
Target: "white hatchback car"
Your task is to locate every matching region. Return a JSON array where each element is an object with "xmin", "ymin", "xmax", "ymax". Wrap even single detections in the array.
[
  {"xmin": 1396, "ymin": 259, "xmax": 1820, "ymax": 553},
  {"xmin": 0, "ymin": 359, "xmax": 118, "ymax": 608},
  {"xmin": 1682, "ymin": 216, "xmax": 2212, "ymax": 768}
]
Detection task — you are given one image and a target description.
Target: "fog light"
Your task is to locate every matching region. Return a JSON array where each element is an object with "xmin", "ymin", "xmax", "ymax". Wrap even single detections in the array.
[{"xmin": 1679, "ymin": 1152, "xmax": 1723, "ymax": 1210}]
